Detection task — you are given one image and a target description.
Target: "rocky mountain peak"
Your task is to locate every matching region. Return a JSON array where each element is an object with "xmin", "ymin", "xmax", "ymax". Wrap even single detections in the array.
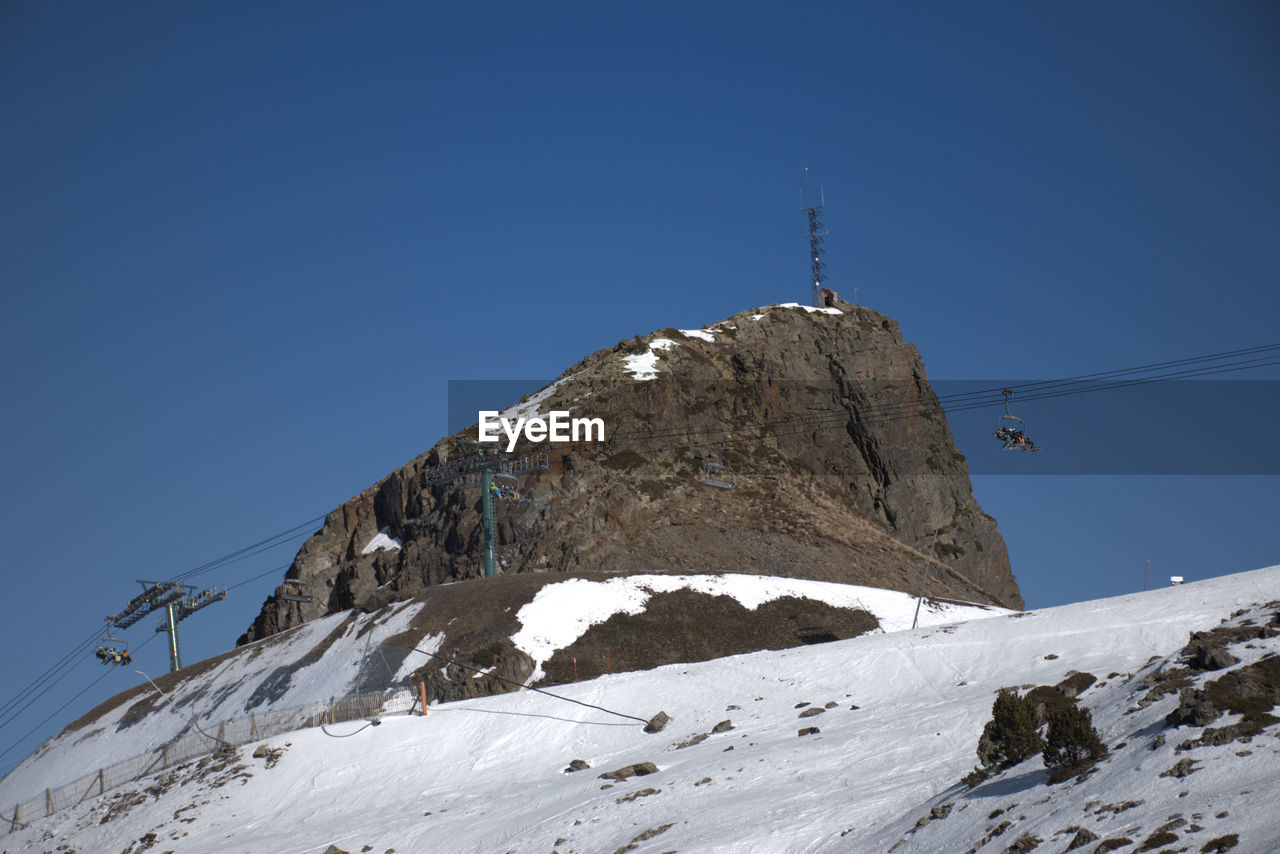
[{"xmin": 239, "ymin": 300, "xmax": 1021, "ymax": 646}]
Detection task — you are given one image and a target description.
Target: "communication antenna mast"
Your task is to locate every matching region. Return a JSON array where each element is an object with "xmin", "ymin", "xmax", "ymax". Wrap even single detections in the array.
[{"xmin": 803, "ymin": 168, "xmax": 829, "ymax": 307}]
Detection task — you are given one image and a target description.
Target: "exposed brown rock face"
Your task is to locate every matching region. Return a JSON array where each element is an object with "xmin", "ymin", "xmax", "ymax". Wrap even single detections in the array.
[{"xmin": 239, "ymin": 302, "xmax": 1021, "ymax": 646}]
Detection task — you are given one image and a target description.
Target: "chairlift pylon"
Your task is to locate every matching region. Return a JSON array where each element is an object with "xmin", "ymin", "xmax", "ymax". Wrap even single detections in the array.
[
  {"xmin": 992, "ymin": 388, "xmax": 1040, "ymax": 453},
  {"xmin": 701, "ymin": 441, "xmax": 737, "ymax": 490}
]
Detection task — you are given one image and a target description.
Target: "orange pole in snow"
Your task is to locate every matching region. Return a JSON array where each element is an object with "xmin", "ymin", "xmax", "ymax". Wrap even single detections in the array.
[{"xmin": 418, "ymin": 681, "xmax": 428, "ymax": 716}]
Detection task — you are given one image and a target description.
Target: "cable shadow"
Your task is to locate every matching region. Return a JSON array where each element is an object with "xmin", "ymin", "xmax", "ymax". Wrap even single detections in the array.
[{"xmin": 427, "ymin": 707, "xmax": 638, "ymax": 728}]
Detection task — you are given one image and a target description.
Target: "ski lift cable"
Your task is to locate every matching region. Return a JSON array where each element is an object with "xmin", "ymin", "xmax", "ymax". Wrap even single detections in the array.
[
  {"xmin": 754, "ymin": 353, "xmax": 1280, "ymax": 440},
  {"xmin": 0, "ymin": 628, "xmax": 135, "ymax": 733},
  {"xmin": 168, "ymin": 515, "xmax": 326, "ymax": 584},
  {"xmin": 0, "ymin": 519, "xmax": 322, "ymax": 743},
  {"xmin": 602, "ymin": 342, "xmax": 1280, "ymax": 443},
  {"xmin": 0, "ymin": 634, "xmax": 162, "ymax": 764},
  {"xmin": 0, "ymin": 628, "xmax": 103, "ymax": 727},
  {"xmin": 604, "ymin": 347, "xmax": 1280, "ymax": 447},
  {"xmin": 226, "ymin": 562, "xmax": 295, "ymax": 593}
]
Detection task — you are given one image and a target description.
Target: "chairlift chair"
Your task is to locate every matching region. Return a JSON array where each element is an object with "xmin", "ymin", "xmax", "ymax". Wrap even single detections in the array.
[
  {"xmin": 279, "ymin": 579, "xmax": 314, "ymax": 603},
  {"xmin": 489, "ymin": 472, "xmax": 528, "ymax": 502},
  {"xmin": 992, "ymin": 389, "xmax": 1040, "ymax": 452},
  {"xmin": 95, "ymin": 621, "xmax": 131, "ymax": 665},
  {"xmin": 701, "ymin": 442, "xmax": 736, "ymax": 490}
]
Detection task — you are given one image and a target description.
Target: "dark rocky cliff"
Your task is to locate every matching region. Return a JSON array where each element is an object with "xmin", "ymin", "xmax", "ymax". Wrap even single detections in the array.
[{"xmin": 239, "ymin": 301, "xmax": 1022, "ymax": 645}]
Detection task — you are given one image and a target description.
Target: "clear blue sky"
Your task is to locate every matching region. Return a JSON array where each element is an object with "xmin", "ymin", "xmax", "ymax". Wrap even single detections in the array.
[{"xmin": 2, "ymin": 2, "xmax": 1277, "ymax": 777}]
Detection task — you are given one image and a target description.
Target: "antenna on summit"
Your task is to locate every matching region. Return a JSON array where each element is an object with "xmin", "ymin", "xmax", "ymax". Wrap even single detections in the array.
[{"xmin": 802, "ymin": 168, "xmax": 829, "ymax": 307}]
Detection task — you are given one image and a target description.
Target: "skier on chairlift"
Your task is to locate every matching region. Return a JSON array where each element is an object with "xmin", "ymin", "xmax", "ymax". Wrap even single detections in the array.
[{"xmin": 993, "ymin": 389, "xmax": 1039, "ymax": 452}]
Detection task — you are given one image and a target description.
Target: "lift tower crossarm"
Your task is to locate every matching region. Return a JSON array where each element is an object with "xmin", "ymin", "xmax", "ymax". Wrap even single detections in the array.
[
  {"xmin": 131, "ymin": 580, "xmax": 228, "ymax": 673},
  {"xmin": 109, "ymin": 581, "xmax": 185, "ymax": 630}
]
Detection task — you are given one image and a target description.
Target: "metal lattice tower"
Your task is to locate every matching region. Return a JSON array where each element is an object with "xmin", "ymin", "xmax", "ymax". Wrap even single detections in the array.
[
  {"xmin": 109, "ymin": 579, "xmax": 226, "ymax": 672},
  {"xmin": 804, "ymin": 169, "xmax": 829, "ymax": 306}
]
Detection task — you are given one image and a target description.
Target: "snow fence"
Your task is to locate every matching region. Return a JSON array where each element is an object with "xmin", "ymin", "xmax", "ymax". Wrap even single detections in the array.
[{"xmin": 3, "ymin": 687, "xmax": 419, "ymax": 834}]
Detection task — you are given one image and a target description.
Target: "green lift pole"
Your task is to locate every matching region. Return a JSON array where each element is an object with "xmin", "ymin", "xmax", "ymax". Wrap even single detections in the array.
[
  {"xmin": 480, "ymin": 469, "xmax": 496, "ymax": 578},
  {"xmin": 423, "ymin": 439, "xmax": 547, "ymax": 580},
  {"xmin": 164, "ymin": 601, "xmax": 182, "ymax": 671},
  {"xmin": 138, "ymin": 580, "xmax": 227, "ymax": 673}
]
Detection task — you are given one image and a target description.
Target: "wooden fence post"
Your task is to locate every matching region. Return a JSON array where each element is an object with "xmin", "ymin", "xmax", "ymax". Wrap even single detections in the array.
[
  {"xmin": 251, "ymin": 713, "xmax": 260, "ymax": 742},
  {"xmin": 418, "ymin": 681, "xmax": 428, "ymax": 716},
  {"xmin": 76, "ymin": 770, "xmax": 105, "ymax": 807},
  {"xmin": 45, "ymin": 789, "xmax": 53, "ymax": 816},
  {"xmin": 8, "ymin": 803, "xmax": 19, "ymax": 833},
  {"xmin": 162, "ymin": 744, "xmax": 168, "ymax": 769}
]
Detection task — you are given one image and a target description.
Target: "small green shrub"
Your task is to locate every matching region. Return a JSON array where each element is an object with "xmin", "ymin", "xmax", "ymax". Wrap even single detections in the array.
[
  {"xmin": 1043, "ymin": 701, "xmax": 1107, "ymax": 772},
  {"xmin": 979, "ymin": 690, "xmax": 1042, "ymax": 770}
]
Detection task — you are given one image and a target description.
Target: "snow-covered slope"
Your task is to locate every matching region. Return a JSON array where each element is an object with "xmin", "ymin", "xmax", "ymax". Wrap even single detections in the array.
[
  {"xmin": 0, "ymin": 574, "xmax": 998, "ymax": 810},
  {"xmin": 6, "ymin": 566, "xmax": 1280, "ymax": 853}
]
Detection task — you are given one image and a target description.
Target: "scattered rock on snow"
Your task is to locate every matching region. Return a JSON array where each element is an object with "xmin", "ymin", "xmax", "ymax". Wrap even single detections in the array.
[
  {"xmin": 711, "ymin": 719, "xmax": 734, "ymax": 733},
  {"xmin": 599, "ymin": 762, "xmax": 659, "ymax": 782},
  {"xmin": 1165, "ymin": 688, "xmax": 1219, "ymax": 728},
  {"xmin": 1064, "ymin": 827, "xmax": 1098, "ymax": 850},
  {"xmin": 1093, "ymin": 838, "xmax": 1132, "ymax": 853},
  {"xmin": 565, "ymin": 759, "xmax": 590, "ymax": 772},
  {"xmin": 1159, "ymin": 758, "xmax": 1200, "ymax": 779},
  {"xmin": 615, "ymin": 787, "xmax": 660, "ymax": 803},
  {"xmin": 1192, "ymin": 644, "xmax": 1239, "ymax": 671},
  {"xmin": 644, "ymin": 711, "xmax": 670, "ymax": 733},
  {"xmin": 1003, "ymin": 832, "xmax": 1041, "ymax": 853},
  {"xmin": 1136, "ymin": 830, "xmax": 1178, "ymax": 851},
  {"xmin": 798, "ymin": 727, "xmax": 820, "ymax": 736}
]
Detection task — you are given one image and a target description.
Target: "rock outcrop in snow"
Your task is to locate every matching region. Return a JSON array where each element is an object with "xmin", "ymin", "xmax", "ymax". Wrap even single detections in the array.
[{"xmin": 241, "ymin": 301, "xmax": 1021, "ymax": 645}]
